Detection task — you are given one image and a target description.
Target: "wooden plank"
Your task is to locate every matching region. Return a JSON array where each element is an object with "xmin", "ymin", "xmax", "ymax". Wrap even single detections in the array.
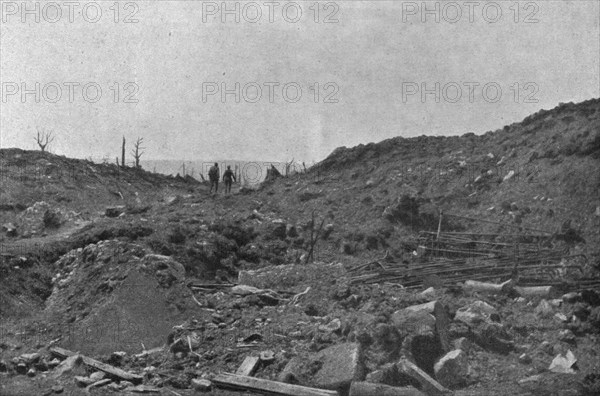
[
  {"xmin": 514, "ymin": 285, "xmax": 556, "ymax": 298},
  {"xmin": 236, "ymin": 356, "xmax": 261, "ymax": 376},
  {"xmin": 463, "ymin": 279, "xmax": 514, "ymax": 294},
  {"xmin": 50, "ymin": 347, "xmax": 143, "ymax": 383},
  {"xmin": 213, "ymin": 373, "xmax": 339, "ymax": 396},
  {"xmin": 397, "ymin": 359, "xmax": 449, "ymax": 396}
]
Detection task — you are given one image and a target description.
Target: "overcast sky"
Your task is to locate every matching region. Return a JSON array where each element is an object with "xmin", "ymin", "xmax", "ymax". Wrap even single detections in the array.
[{"xmin": 1, "ymin": 0, "xmax": 598, "ymax": 163}]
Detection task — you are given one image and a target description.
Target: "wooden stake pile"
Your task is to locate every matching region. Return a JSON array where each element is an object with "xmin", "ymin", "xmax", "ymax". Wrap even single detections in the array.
[{"xmin": 349, "ymin": 213, "xmax": 592, "ymax": 290}]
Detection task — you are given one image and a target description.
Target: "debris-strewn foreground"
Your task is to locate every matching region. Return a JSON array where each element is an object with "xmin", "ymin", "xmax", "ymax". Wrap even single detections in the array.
[{"xmin": 1, "ymin": 98, "xmax": 599, "ymax": 395}]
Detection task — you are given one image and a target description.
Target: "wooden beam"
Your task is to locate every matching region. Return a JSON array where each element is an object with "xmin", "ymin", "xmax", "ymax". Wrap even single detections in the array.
[
  {"xmin": 236, "ymin": 356, "xmax": 261, "ymax": 376},
  {"xmin": 50, "ymin": 347, "xmax": 143, "ymax": 384},
  {"xmin": 515, "ymin": 285, "xmax": 556, "ymax": 298},
  {"xmin": 463, "ymin": 279, "xmax": 514, "ymax": 294},
  {"xmin": 213, "ymin": 373, "xmax": 339, "ymax": 396},
  {"xmin": 396, "ymin": 359, "xmax": 449, "ymax": 396}
]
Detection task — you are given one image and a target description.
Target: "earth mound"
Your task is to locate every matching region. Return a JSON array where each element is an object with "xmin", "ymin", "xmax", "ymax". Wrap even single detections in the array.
[{"xmin": 45, "ymin": 240, "xmax": 200, "ymax": 355}]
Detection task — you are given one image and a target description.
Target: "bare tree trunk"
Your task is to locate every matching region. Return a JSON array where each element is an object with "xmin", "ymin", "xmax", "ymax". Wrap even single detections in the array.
[
  {"xmin": 35, "ymin": 128, "xmax": 55, "ymax": 152},
  {"xmin": 131, "ymin": 137, "xmax": 145, "ymax": 169},
  {"xmin": 305, "ymin": 211, "xmax": 326, "ymax": 264},
  {"xmin": 121, "ymin": 136, "xmax": 126, "ymax": 167}
]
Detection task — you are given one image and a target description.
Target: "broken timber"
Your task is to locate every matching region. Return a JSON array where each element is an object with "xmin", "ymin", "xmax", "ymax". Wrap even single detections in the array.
[
  {"xmin": 463, "ymin": 279, "xmax": 514, "ymax": 294},
  {"xmin": 236, "ymin": 356, "xmax": 261, "ymax": 376},
  {"xmin": 514, "ymin": 285, "xmax": 556, "ymax": 297},
  {"xmin": 397, "ymin": 359, "xmax": 449, "ymax": 396},
  {"xmin": 213, "ymin": 373, "xmax": 339, "ymax": 396},
  {"xmin": 50, "ymin": 347, "xmax": 143, "ymax": 384}
]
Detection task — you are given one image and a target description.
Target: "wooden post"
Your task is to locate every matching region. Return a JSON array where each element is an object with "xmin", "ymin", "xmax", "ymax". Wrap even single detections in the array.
[
  {"xmin": 396, "ymin": 359, "xmax": 449, "ymax": 396},
  {"xmin": 121, "ymin": 136, "xmax": 126, "ymax": 168},
  {"xmin": 436, "ymin": 210, "xmax": 443, "ymax": 240}
]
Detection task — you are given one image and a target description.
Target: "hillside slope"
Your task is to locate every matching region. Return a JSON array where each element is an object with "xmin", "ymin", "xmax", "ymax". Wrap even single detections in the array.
[{"xmin": 260, "ymin": 98, "xmax": 600, "ymax": 261}]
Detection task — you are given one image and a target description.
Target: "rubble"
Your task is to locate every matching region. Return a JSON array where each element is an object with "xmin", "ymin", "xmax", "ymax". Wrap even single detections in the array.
[
  {"xmin": 50, "ymin": 347, "xmax": 143, "ymax": 383},
  {"xmin": 433, "ymin": 349, "xmax": 469, "ymax": 388},
  {"xmin": 280, "ymin": 343, "xmax": 365, "ymax": 391},
  {"xmin": 192, "ymin": 378, "xmax": 212, "ymax": 392},
  {"xmin": 105, "ymin": 206, "xmax": 125, "ymax": 217},
  {"xmin": 397, "ymin": 359, "xmax": 449, "ymax": 396},
  {"xmin": 2, "ymin": 222, "xmax": 17, "ymax": 236},
  {"xmin": 213, "ymin": 373, "xmax": 338, "ymax": 396},
  {"xmin": 518, "ymin": 353, "xmax": 532, "ymax": 364},
  {"xmin": 549, "ymin": 350, "xmax": 577, "ymax": 374},
  {"xmin": 454, "ymin": 300, "xmax": 499, "ymax": 326},
  {"xmin": 52, "ymin": 354, "xmax": 82, "ymax": 378},
  {"xmin": 534, "ymin": 299, "xmax": 554, "ymax": 318}
]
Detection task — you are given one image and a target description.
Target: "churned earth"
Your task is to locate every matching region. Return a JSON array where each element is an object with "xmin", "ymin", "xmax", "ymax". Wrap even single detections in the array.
[{"xmin": 0, "ymin": 98, "xmax": 599, "ymax": 395}]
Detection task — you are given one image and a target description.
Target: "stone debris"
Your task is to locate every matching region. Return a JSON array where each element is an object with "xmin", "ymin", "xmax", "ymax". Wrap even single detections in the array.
[
  {"xmin": 319, "ymin": 318, "xmax": 342, "ymax": 333},
  {"xmin": 518, "ymin": 353, "xmax": 532, "ymax": 364},
  {"xmin": 554, "ymin": 312, "xmax": 568, "ymax": 323},
  {"xmin": 419, "ymin": 287, "xmax": 436, "ymax": 299},
  {"xmin": 280, "ymin": 342, "xmax": 365, "ymax": 391},
  {"xmin": 549, "ymin": 350, "xmax": 577, "ymax": 374},
  {"xmin": 455, "ymin": 300, "xmax": 499, "ymax": 326},
  {"xmin": 260, "ymin": 350, "xmax": 275, "ymax": 363},
  {"xmin": 105, "ymin": 206, "xmax": 125, "ymax": 217},
  {"xmin": 52, "ymin": 354, "xmax": 82, "ymax": 378},
  {"xmin": 559, "ymin": 329, "xmax": 576, "ymax": 344},
  {"xmin": 534, "ymin": 299, "xmax": 554, "ymax": 318},
  {"xmin": 433, "ymin": 349, "xmax": 469, "ymax": 388},
  {"xmin": 192, "ymin": 378, "xmax": 212, "ymax": 392}
]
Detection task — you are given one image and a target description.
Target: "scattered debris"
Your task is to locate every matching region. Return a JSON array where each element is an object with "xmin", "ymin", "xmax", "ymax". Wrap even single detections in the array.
[
  {"xmin": 191, "ymin": 378, "xmax": 212, "ymax": 392},
  {"xmin": 397, "ymin": 359, "xmax": 449, "ymax": 396},
  {"xmin": 534, "ymin": 299, "xmax": 554, "ymax": 318},
  {"xmin": 260, "ymin": 350, "xmax": 275, "ymax": 364},
  {"xmin": 518, "ymin": 353, "xmax": 532, "ymax": 364},
  {"xmin": 50, "ymin": 347, "xmax": 143, "ymax": 383},
  {"xmin": 549, "ymin": 350, "xmax": 577, "ymax": 374},
  {"xmin": 213, "ymin": 373, "xmax": 338, "ymax": 396},
  {"xmin": 433, "ymin": 349, "xmax": 469, "ymax": 388},
  {"xmin": 236, "ymin": 356, "xmax": 261, "ymax": 376}
]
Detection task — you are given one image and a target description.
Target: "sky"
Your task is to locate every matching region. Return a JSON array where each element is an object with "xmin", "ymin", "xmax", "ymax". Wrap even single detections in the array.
[{"xmin": 1, "ymin": 0, "xmax": 599, "ymax": 163}]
